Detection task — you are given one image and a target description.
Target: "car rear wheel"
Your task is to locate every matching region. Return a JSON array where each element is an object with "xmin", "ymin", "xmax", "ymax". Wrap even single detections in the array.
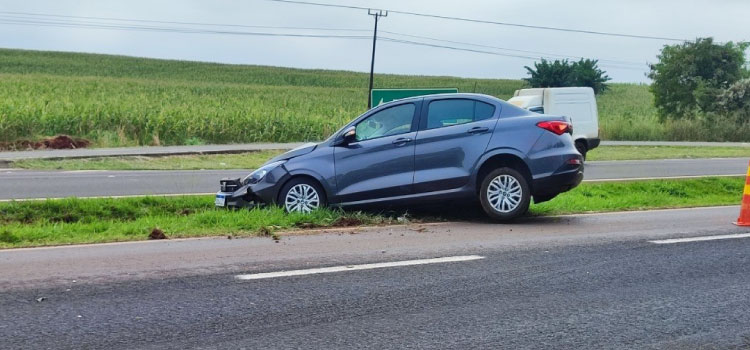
[
  {"xmin": 279, "ymin": 178, "xmax": 327, "ymax": 213},
  {"xmin": 479, "ymin": 168, "xmax": 531, "ymax": 221}
]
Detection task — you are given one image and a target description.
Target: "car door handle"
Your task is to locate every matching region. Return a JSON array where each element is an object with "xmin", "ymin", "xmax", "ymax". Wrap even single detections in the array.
[
  {"xmin": 467, "ymin": 126, "xmax": 490, "ymax": 134},
  {"xmin": 392, "ymin": 137, "xmax": 413, "ymax": 146}
]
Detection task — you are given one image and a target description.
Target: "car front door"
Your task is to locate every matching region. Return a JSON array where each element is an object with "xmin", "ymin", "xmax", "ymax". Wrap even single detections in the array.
[
  {"xmin": 413, "ymin": 98, "xmax": 498, "ymax": 193},
  {"xmin": 333, "ymin": 101, "xmax": 420, "ymax": 204}
]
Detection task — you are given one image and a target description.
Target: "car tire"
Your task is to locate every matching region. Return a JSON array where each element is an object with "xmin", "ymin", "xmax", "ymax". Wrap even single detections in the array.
[
  {"xmin": 575, "ymin": 140, "xmax": 588, "ymax": 160},
  {"xmin": 479, "ymin": 167, "xmax": 531, "ymax": 222},
  {"xmin": 278, "ymin": 178, "xmax": 327, "ymax": 213}
]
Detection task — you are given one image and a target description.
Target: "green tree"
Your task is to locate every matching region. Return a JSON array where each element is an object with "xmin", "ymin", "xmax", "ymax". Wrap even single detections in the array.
[
  {"xmin": 716, "ymin": 78, "xmax": 750, "ymax": 123},
  {"xmin": 570, "ymin": 59, "xmax": 611, "ymax": 94},
  {"xmin": 524, "ymin": 59, "xmax": 573, "ymax": 88},
  {"xmin": 524, "ymin": 58, "xmax": 611, "ymax": 94},
  {"xmin": 648, "ymin": 38, "xmax": 749, "ymax": 119}
]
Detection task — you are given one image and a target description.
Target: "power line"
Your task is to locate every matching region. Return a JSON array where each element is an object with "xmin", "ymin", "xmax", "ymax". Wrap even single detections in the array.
[
  {"xmin": 0, "ymin": 11, "xmax": 372, "ymax": 32},
  {"xmin": 378, "ymin": 38, "xmax": 646, "ymax": 71},
  {"xmin": 0, "ymin": 13, "xmax": 646, "ymax": 66},
  {"xmin": 263, "ymin": 0, "xmax": 689, "ymax": 42},
  {"xmin": 380, "ymin": 30, "xmax": 646, "ymax": 67},
  {"xmin": 0, "ymin": 15, "xmax": 647, "ymax": 70},
  {"xmin": 0, "ymin": 17, "xmax": 372, "ymax": 39}
]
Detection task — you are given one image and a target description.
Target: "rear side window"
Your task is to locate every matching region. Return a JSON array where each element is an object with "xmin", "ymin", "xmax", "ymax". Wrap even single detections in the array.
[{"xmin": 425, "ymin": 99, "xmax": 496, "ymax": 129}]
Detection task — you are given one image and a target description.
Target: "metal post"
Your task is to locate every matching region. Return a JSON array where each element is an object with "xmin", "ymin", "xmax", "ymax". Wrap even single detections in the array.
[{"xmin": 367, "ymin": 9, "xmax": 387, "ymax": 109}]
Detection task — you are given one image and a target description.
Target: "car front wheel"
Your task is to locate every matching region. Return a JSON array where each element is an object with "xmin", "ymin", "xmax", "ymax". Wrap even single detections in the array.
[
  {"xmin": 278, "ymin": 178, "xmax": 327, "ymax": 213},
  {"xmin": 479, "ymin": 168, "xmax": 531, "ymax": 221}
]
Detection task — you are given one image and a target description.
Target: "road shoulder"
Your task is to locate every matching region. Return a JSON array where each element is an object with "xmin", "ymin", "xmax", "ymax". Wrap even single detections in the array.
[{"xmin": 1, "ymin": 206, "xmax": 743, "ymax": 291}]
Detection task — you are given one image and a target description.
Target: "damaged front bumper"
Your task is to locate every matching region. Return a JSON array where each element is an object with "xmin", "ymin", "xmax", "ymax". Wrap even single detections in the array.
[
  {"xmin": 215, "ymin": 165, "xmax": 288, "ymax": 209},
  {"xmin": 215, "ymin": 178, "xmax": 256, "ymax": 208}
]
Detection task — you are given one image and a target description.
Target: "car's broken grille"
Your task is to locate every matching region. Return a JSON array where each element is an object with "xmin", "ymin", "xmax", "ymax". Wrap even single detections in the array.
[{"xmin": 220, "ymin": 178, "xmax": 242, "ymax": 192}]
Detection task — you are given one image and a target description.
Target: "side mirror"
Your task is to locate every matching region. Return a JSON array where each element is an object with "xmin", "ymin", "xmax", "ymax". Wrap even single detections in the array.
[{"xmin": 334, "ymin": 126, "xmax": 357, "ymax": 146}]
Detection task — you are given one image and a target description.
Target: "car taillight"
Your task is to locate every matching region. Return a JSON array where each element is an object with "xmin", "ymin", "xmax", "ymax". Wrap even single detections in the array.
[{"xmin": 536, "ymin": 121, "xmax": 571, "ymax": 135}]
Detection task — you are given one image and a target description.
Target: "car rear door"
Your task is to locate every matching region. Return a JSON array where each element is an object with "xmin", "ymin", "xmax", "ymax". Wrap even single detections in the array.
[
  {"xmin": 413, "ymin": 98, "xmax": 498, "ymax": 193},
  {"xmin": 333, "ymin": 101, "xmax": 421, "ymax": 204}
]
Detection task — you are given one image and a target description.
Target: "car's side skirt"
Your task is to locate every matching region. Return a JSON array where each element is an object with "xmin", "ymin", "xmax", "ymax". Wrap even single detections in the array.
[{"xmin": 333, "ymin": 186, "xmax": 475, "ymax": 208}]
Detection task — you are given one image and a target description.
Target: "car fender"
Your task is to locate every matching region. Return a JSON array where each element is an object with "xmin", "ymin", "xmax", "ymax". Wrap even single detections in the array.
[
  {"xmin": 284, "ymin": 168, "xmax": 335, "ymax": 201},
  {"xmin": 470, "ymin": 147, "xmax": 530, "ymax": 187}
]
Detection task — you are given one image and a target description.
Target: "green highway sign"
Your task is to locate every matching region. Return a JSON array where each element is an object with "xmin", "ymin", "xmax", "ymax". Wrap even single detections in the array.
[{"xmin": 371, "ymin": 88, "xmax": 459, "ymax": 108}]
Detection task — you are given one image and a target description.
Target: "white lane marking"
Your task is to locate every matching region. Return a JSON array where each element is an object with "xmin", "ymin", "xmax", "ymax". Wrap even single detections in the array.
[
  {"xmin": 583, "ymin": 174, "xmax": 745, "ymax": 183},
  {"xmin": 235, "ymin": 255, "xmax": 485, "ymax": 281},
  {"xmin": 650, "ymin": 233, "xmax": 750, "ymax": 244}
]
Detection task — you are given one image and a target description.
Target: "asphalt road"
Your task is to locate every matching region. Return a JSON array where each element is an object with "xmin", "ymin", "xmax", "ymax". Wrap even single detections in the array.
[
  {"xmin": 0, "ymin": 140, "xmax": 745, "ymax": 162},
  {"xmin": 2, "ymin": 206, "xmax": 749, "ymax": 349},
  {"xmin": 1, "ymin": 158, "xmax": 747, "ymax": 200}
]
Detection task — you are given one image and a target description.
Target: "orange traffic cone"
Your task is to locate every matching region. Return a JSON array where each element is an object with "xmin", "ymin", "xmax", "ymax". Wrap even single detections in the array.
[{"xmin": 736, "ymin": 160, "xmax": 750, "ymax": 226}]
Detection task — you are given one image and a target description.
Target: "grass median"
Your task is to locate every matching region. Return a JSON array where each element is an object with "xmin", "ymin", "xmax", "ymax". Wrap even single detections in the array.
[
  {"xmin": 0, "ymin": 176, "xmax": 744, "ymax": 249},
  {"xmin": 11, "ymin": 150, "xmax": 283, "ymax": 171},
  {"xmin": 587, "ymin": 146, "xmax": 750, "ymax": 161}
]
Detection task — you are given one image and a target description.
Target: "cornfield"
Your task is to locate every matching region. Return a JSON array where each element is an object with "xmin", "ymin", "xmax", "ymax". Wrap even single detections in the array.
[{"xmin": 1, "ymin": 48, "xmax": 747, "ymax": 146}]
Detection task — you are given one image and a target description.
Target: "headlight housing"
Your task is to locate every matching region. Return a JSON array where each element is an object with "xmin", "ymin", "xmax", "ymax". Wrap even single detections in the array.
[{"xmin": 243, "ymin": 160, "xmax": 285, "ymax": 185}]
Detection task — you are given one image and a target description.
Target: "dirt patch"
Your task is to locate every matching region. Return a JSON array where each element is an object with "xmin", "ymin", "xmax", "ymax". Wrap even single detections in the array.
[
  {"xmin": 43, "ymin": 135, "xmax": 90, "ymax": 149},
  {"xmin": 294, "ymin": 222, "xmax": 320, "ymax": 229},
  {"xmin": 148, "ymin": 228, "xmax": 167, "ymax": 240},
  {"xmin": 0, "ymin": 135, "xmax": 91, "ymax": 151},
  {"xmin": 48, "ymin": 213, "xmax": 79, "ymax": 224},
  {"xmin": 331, "ymin": 217, "xmax": 364, "ymax": 227}
]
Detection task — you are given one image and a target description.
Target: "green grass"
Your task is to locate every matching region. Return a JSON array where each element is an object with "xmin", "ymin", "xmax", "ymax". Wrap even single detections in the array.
[
  {"xmin": 0, "ymin": 177, "xmax": 744, "ymax": 249},
  {"xmin": 0, "ymin": 196, "xmax": 395, "ymax": 249},
  {"xmin": 12, "ymin": 150, "xmax": 284, "ymax": 170},
  {"xmin": 587, "ymin": 146, "xmax": 750, "ymax": 161},
  {"xmin": 532, "ymin": 176, "xmax": 744, "ymax": 215}
]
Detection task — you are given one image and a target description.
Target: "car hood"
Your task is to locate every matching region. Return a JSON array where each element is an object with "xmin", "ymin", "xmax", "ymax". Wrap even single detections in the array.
[{"xmin": 266, "ymin": 142, "xmax": 318, "ymax": 163}]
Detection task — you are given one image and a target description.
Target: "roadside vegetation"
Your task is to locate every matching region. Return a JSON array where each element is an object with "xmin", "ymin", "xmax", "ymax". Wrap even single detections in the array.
[
  {"xmin": 4, "ymin": 48, "xmax": 749, "ymax": 148},
  {"xmin": 0, "ymin": 177, "xmax": 743, "ymax": 249},
  {"xmin": 0, "ymin": 197, "xmax": 395, "ymax": 248},
  {"xmin": 524, "ymin": 38, "xmax": 750, "ymax": 142},
  {"xmin": 531, "ymin": 176, "xmax": 743, "ymax": 215},
  {"xmin": 524, "ymin": 58, "xmax": 610, "ymax": 94},
  {"xmin": 9, "ymin": 146, "xmax": 749, "ymax": 170}
]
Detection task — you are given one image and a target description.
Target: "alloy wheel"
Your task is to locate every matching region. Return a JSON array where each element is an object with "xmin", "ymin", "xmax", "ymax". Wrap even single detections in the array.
[
  {"xmin": 486, "ymin": 174, "xmax": 523, "ymax": 213},
  {"xmin": 284, "ymin": 184, "xmax": 320, "ymax": 213}
]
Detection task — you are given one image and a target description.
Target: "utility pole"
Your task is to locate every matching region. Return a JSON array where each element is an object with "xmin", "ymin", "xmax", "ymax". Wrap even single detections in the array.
[{"xmin": 367, "ymin": 9, "xmax": 387, "ymax": 109}]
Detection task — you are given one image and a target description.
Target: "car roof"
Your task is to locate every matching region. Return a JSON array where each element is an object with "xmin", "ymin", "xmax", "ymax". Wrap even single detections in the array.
[{"xmin": 380, "ymin": 93, "xmax": 502, "ymax": 105}]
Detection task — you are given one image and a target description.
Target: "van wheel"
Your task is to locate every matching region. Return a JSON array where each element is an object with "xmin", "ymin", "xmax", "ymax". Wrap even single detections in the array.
[
  {"xmin": 278, "ymin": 178, "xmax": 327, "ymax": 213},
  {"xmin": 575, "ymin": 140, "xmax": 588, "ymax": 160},
  {"xmin": 479, "ymin": 168, "xmax": 531, "ymax": 222}
]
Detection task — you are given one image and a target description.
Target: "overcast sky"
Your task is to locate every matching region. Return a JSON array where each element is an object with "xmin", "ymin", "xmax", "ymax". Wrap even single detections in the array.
[{"xmin": 1, "ymin": 0, "xmax": 748, "ymax": 83}]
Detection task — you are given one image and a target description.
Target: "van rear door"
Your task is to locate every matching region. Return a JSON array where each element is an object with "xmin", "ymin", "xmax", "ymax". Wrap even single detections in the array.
[{"xmin": 544, "ymin": 88, "xmax": 598, "ymax": 140}]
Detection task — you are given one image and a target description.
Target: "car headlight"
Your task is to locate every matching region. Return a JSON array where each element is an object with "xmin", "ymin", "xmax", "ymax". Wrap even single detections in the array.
[{"xmin": 243, "ymin": 160, "xmax": 285, "ymax": 185}]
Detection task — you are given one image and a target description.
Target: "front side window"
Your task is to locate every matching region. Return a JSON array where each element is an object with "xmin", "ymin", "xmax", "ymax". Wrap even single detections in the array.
[
  {"xmin": 426, "ymin": 99, "xmax": 496, "ymax": 129},
  {"xmin": 355, "ymin": 103, "xmax": 415, "ymax": 141}
]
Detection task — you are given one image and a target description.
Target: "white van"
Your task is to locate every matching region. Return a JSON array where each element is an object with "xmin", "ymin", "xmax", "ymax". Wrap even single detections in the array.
[{"xmin": 508, "ymin": 87, "xmax": 600, "ymax": 158}]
